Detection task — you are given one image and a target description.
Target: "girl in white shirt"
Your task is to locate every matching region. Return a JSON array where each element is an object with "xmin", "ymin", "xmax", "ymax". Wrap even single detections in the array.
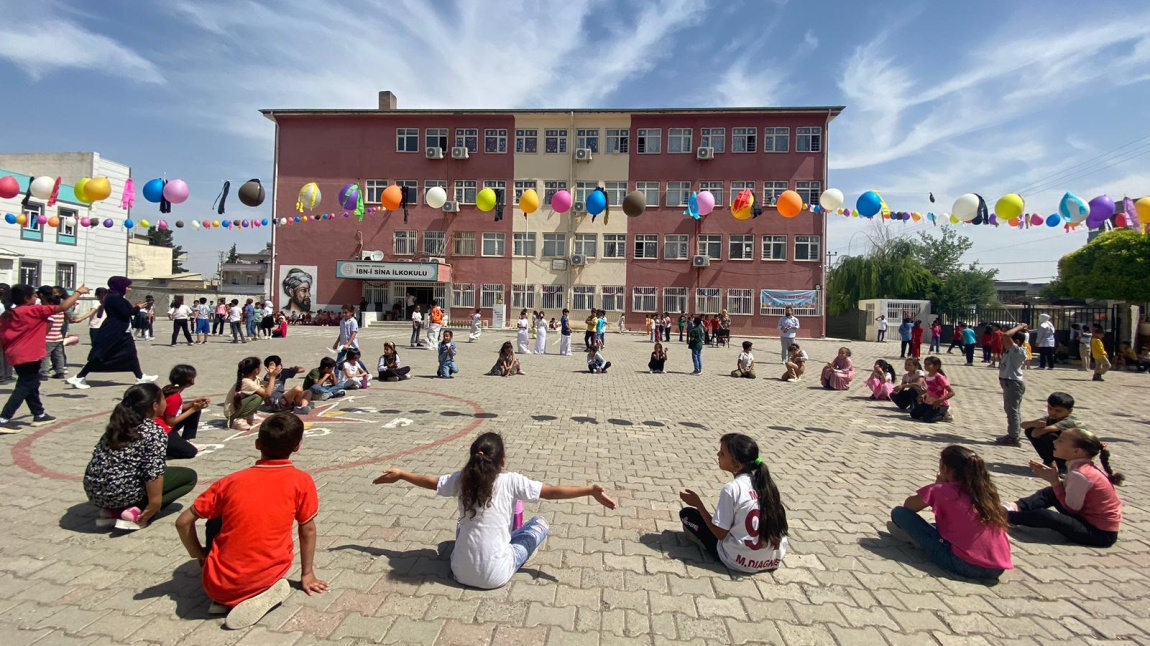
[
  {"xmin": 373, "ymin": 432, "xmax": 616, "ymax": 589},
  {"xmin": 341, "ymin": 348, "xmax": 370, "ymax": 389},
  {"xmin": 534, "ymin": 311, "xmax": 547, "ymax": 354},
  {"xmin": 168, "ymin": 296, "xmax": 193, "ymax": 346},
  {"xmin": 679, "ymin": 433, "xmax": 789, "ymax": 573},
  {"xmin": 516, "ymin": 310, "xmax": 531, "ymax": 354}
]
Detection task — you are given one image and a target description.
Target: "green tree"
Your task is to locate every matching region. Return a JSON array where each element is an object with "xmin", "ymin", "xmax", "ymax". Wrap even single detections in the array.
[
  {"xmin": 146, "ymin": 226, "xmax": 187, "ymax": 273},
  {"xmin": 826, "ymin": 236, "xmax": 934, "ymax": 315},
  {"xmin": 226, "ymin": 243, "xmax": 238, "ymax": 264},
  {"xmin": 1055, "ymin": 228, "xmax": 1150, "ymax": 301}
]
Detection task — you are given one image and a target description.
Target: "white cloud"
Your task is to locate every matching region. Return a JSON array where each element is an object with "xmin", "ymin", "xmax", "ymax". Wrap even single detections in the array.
[{"xmin": 0, "ymin": 19, "xmax": 165, "ymax": 84}]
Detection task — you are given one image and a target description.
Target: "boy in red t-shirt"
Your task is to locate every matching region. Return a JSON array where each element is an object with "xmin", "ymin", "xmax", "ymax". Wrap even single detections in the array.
[{"xmin": 175, "ymin": 412, "xmax": 328, "ymax": 629}]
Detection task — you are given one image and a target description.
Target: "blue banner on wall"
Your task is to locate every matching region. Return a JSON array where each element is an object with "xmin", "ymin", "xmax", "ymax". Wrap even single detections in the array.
[{"xmin": 760, "ymin": 289, "xmax": 818, "ymax": 308}]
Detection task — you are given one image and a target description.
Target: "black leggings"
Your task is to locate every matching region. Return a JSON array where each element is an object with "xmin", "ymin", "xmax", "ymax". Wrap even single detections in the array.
[
  {"xmin": 891, "ymin": 388, "xmax": 919, "ymax": 411},
  {"xmin": 1038, "ymin": 347, "xmax": 1056, "ymax": 369},
  {"xmin": 584, "ymin": 330, "xmax": 595, "ymax": 349},
  {"xmin": 1025, "ymin": 428, "xmax": 1065, "ymax": 470},
  {"xmin": 1008, "ymin": 487, "xmax": 1118, "ymax": 547},
  {"xmin": 900, "ymin": 340, "xmax": 910, "ymax": 357},
  {"xmin": 378, "ymin": 366, "xmax": 412, "ymax": 381},
  {"xmin": 679, "ymin": 507, "xmax": 720, "ymax": 559},
  {"xmin": 171, "ymin": 319, "xmax": 192, "ymax": 345}
]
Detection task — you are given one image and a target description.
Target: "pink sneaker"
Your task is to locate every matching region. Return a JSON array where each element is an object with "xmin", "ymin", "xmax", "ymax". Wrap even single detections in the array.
[
  {"xmin": 115, "ymin": 507, "xmax": 143, "ymax": 531},
  {"xmin": 96, "ymin": 508, "xmax": 118, "ymax": 527}
]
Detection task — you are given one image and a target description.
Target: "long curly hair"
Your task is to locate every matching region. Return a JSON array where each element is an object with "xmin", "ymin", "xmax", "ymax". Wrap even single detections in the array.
[{"xmin": 940, "ymin": 445, "xmax": 1008, "ymax": 529}]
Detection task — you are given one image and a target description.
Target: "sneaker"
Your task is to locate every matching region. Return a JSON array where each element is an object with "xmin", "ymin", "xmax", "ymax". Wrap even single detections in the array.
[
  {"xmin": 993, "ymin": 435, "xmax": 1021, "ymax": 447},
  {"xmin": 293, "ymin": 406, "xmax": 312, "ymax": 415},
  {"xmin": 224, "ymin": 578, "xmax": 291, "ymax": 630},
  {"xmin": 114, "ymin": 507, "xmax": 144, "ymax": 531},
  {"xmin": 1002, "ymin": 501, "xmax": 1020, "ymax": 513},
  {"xmin": 1092, "ymin": 374, "xmax": 1104, "ymax": 382},
  {"xmin": 331, "ymin": 390, "xmax": 347, "ymax": 399},
  {"xmin": 30, "ymin": 414, "xmax": 57, "ymax": 427},
  {"xmin": 137, "ymin": 375, "xmax": 158, "ymax": 384},
  {"xmin": 314, "ymin": 391, "xmax": 332, "ymax": 401},
  {"xmin": 603, "ymin": 361, "xmax": 612, "ymax": 371},
  {"xmin": 96, "ymin": 508, "xmax": 117, "ymax": 527},
  {"xmin": 785, "ymin": 377, "xmax": 796, "ymax": 382},
  {"xmin": 0, "ymin": 418, "xmax": 19, "ymax": 435},
  {"xmin": 229, "ymin": 419, "xmax": 251, "ymax": 431},
  {"xmin": 885, "ymin": 520, "xmax": 914, "ymax": 544}
]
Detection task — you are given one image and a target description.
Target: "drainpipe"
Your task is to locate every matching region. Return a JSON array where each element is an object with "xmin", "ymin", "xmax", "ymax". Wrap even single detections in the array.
[
  {"xmin": 269, "ymin": 118, "xmax": 280, "ymax": 311},
  {"xmin": 821, "ymin": 108, "xmax": 832, "ymax": 338}
]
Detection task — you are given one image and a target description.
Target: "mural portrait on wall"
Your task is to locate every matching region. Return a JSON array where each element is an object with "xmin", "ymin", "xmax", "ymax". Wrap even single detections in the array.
[{"xmin": 280, "ymin": 266, "xmax": 315, "ymax": 312}]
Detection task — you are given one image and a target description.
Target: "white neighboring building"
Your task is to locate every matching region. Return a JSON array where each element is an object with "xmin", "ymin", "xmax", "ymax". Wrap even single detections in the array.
[{"xmin": 0, "ymin": 152, "xmax": 129, "ymax": 291}]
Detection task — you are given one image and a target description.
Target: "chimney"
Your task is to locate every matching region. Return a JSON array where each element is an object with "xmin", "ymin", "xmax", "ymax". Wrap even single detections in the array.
[{"xmin": 378, "ymin": 91, "xmax": 398, "ymax": 111}]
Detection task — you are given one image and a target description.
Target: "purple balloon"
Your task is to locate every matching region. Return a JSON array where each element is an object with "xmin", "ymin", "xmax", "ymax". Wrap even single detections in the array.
[{"xmin": 1086, "ymin": 195, "xmax": 1115, "ymax": 228}]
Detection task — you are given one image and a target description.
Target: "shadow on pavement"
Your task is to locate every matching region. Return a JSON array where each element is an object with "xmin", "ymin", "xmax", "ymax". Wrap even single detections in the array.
[
  {"xmin": 856, "ymin": 536, "xmax": 1000, "ymax": 586},
  {"xmin": 134, "ymin": 560, "xmax": 215, "ymax": 619}
]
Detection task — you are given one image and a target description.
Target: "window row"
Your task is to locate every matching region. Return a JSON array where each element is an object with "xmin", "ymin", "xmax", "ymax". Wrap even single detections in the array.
[
  {"xmin": 396, "ymin": 126, "xmax": 822, "ymax": 155},
  {"xmin": 14, "ymin": 259, "xmax": 78, "ymax": 289},
  {"xmin": 363, "ymin": 178, "xmax": 821, "ymax": 208},
  {"xmin": 17, "ymin": 203, "xmax": 80, "ymax": 245},
  {"xmin": 630, "ymin": 287, "xmax": 822, "ymax": 316},
  {"xmin": 392, "ymin": 231, "xmax": 820, "ymax": 262}
]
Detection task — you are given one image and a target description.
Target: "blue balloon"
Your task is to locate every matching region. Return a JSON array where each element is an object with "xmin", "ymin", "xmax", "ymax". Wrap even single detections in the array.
[
  {"xmin": 856, "ymin": 191, "xmax": 882, "ymax": 217},
  {"xmin": 683, "ymin": 191, "xmax": 700, "ymax": 220},
  {"xmin": 586, "ymin": 189, "xmax": 607, "ymax": 215},
  {"xmin": 142, "ymin": 178, "xmax": 165, "ymax": 203},
  {"xmin": 261, "ymin": 218, "xmax": 269, "ymax": 226},
  {"xmin": 4, "ymin": 213, "xmax": 15, "ymax": 224},
  {"xmin": 124, "ymin": 219, "xmax": 134, "ymax": 229},
  {"xmin": 1046, "ymin": 214, "xmax": 1061, "ymax": 227}
]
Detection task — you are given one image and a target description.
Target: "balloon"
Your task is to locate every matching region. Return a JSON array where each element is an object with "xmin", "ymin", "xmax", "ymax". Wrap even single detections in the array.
[
  {"xmin": 1046, "ymin": 214, "xmax": 1061, "ymax": 227},
  {"xmin": 29, "ymin": 176, "xmax": 55, "ymax": 200},
  {"xmin": 85, "ymin": 177, "xmax": 112, "ymax": 202},
  {"xmin": 139, "ymin": 219, "xmax": 151, "ymax": 229},
  {"xmin": 16, "ymin": 214, "xmax": 27, "ymax": 226},
  {"xmin": 124, "ymin": 219, "xmax": 135, "ymax": 229},
  {"xmin": 1086, "ymin": 195, "xmax": 1115, "ymax": 228},
  {"xmin": 237, "ymin": 179, "xmax": 265, "ymax": 207},
  {"xmin": 338, "ymin": 184, "xmax": 359, "ymax": 210},
  {"xmin": 995, "ymin": 193, "xmax": 1024, "ymax": 221},
  {"xmin": 818, "ymin": 188, "xmax": 844, "ymax": 211},
  {"xmin": 551, "ymin": 189, "xmax": 572, "ymax": 213},
  {"xmin": 476, "ymin": 187, "xmax": 497, "ymax": 212},
  {"xmin": 80, "ymin": 217, "xmax": 91, "ymax": 227},
  {"xmin": 622, "ymin": 191, "xmax": 646, "ymax": 217},
  {"xmin": 36, "ymin": 215, "xmax": 46, "ymax": 226},
  {"xmin": 175, "ymin": 220, "xmax": 185, "ymax": 228},
  {"xmin": 241, "ymin": 220, "xmax": 249, "ymax": 228},
  {"xmin": 586, "ymin": 189, "xmax": 606, "ymax": 215},
  {"xmin": 163, "ymin": 179, "xmax": 189, "ymax": 204},
  {"xmin": 696, "ymin": 190, "xmax": 716, "ymax": 216},
  {"xmin": 1135, "ymin": 197, "xmax": 1150, "ymax": 226},
  {"xmin": 156, "ymin": 219, "xmax": 167, "ymax": 229},
  {"xmin": 518, "ymin": 188, "xmax": 540, "ymax": 214},
  {"xmin": 0, "ymin": 176, "xmax": 18, "ymax": 199},
  {"xmin": 731, "ymin": 189, "xmax": 754, "ymax": 220},
  {"xmin": 224, "ymin": 220, "xmax": 232, "ymax": 228},
  {"xmin": 380, "ymin": 185, "xmax": 403, "ymax": 210},
  {"xmin": 47, "ymin": 216, "xmax": 60, "ymax": 228},
  {"xmin": 74, "ymin": 178, "xmax": 91, "ymax": 203},
  {"xmin": 856, "ymin": 191, "xmax": 882, "ymax": 217},
  {"xmin": 102, "ymin": 218, "xmax": 114, "ymax": 228},
  {"xmin": 142, "ymin": 178, "xmax": 165, "ymax": 203},
  {"xmin": 777, "ymin": 190, "xmax": 803, "ymax": 218},
  {"xmin": 1059, "ymin": 192, "xmax": 1089, "ymax": 224},
  {"xmin": 297, "ymin": 182, "xmax": 322, "ymax": 211},
  {"xmin": 4, "ymin": 213, "xmax": 16, "ymax": 224},
  {"xmin": 425, "ymin": 186, "xmax": 447, "ymax": 209},
  {"xmin": 279, "ymin": 218, "xmax": 287, "ymax": 226},
  {"xmin": 952, "ymin": 193, "xmax": 980, "ymax": 222},
  {"xmin": 191, "ymin": 220, "xmax": 201, "ymax": 230}
]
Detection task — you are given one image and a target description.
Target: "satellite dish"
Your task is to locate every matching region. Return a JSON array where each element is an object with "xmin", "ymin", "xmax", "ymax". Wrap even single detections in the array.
[{"xmin": 369, "ymin": 250, "xmax": 384, "ymax": 262}]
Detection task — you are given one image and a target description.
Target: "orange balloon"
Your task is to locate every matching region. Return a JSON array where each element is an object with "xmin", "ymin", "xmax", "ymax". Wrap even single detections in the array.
[
  {"xmin": 48, "ymin": 216, "xmax": 60, "ymax": 227},
  {"xmin": 381, "ymin": 185, "xmax": 403, "ymax": 211},
  {"xmin": 777, "ymin": 190, "xmax": 803, "ymax": 218}
]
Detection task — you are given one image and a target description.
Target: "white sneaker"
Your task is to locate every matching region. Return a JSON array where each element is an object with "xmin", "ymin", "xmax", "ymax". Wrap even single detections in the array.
[
  {"xmin": 225, "ymin": 579, "xmax": 291, "ymax": 630},
  {"xmin": 136, "ymin": 375, "xmax": 158, "ymax": 384},
  {"xmin": 66, "ymin": 376, "xmax": 91, "ymax": 390}
]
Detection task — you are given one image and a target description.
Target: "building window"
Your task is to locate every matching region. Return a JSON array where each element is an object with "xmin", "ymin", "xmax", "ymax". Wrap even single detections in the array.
[
  {"xmin": 667, "ymin": 128, "xmax": 692, "ymax": 154},
  {"xmin": 764, "ymin": 127, "xmax": 789, "ymax": 152},
  {"xmin": 512, "ymin": 284, "xmax": 536, "ymax": 309},
  {"xmin": 696, "ymin": 287, "xmax": 722, "ymax": 314},
  {"xmin": 728, "ymin": 289, "xmax": 753, "ymax": 316},
  {"xmin": 484, "ymin": 180, "xmax": 507, "ymax": 205},
  {"xmin": 663, "ymin": 234, "xmax": 689, "ymax": 260},
  {"xmin": 543, "ymin": 181, "xmax": 567, "ymax": 203},
  {"xmin": 484, "ymin": 128, "xmax": 508, "ymax": 153},
  {"xmin": 603, "ymin": 181, "xmax": 626, "ymax": 207},
  {"xmin": 663, "ymin": 287, "xmax": 687, "ymax": 315},
  {"xmin": 697, "ymin": 234, "xmax": 722, "ymax": 260},
  {"xmin": 515, "ymin": 129, "xmax": 538, "ymax": 153},
  {"xmin": 699, "ymin": 181, "xmax": 724, "ymax": 205},
  {"xmin": 763, "ymin": 181, "xmax": 789, "ymax": 206},
  {"xmin": 542, "ymin": 233, "xmax": 567, "ymax": 257},
  {"xmin": 795, "ymin": 235, "xmax": 821, "ymax": 262},
  {"xmin": 423, "ymin": 231, "xmax": 446, "ymax": 255},
  {"xmin": 396, "ymin": 128, "xmax": 420, "ymax": 152},
  {"xmin": 513, "ymin": 180, "xmax": 536, "ymax": 201},
  {"xmin": 796, "ymin": 181, "xmax": 821, "ymax": 206},
  {"xmin": 575, "ymin": 181, "xmax": 599, "ymax": 206},
  {"xmin": 453, "ymin": 283, "xmax": 475, "ymax": 308},
  {"xmin": 700, "ymin": 127, "xmax": 725, "ymax": 153},
  {"xmin": 454, "ymin": 180, "xmax": 477, "ymax": 205},
  {"xmin": 56, "ymin": 262, "xmax": 77, "ymax": 290},
  {"xmin": 762, "ymin": 235, "xmax": 787, "ymax": 261},
  {"xmin": 602, "ymin": 285, "xmax": 624, "ymax": 311},
  {"xmin": 732, "ymin": 127, "xmax": 757, "ymax": 153},
  {"xmin": 513, "ymin": 232, "xmax": 537, "ymax": 257},
  {"xmin": 21, "ymin": 203, "xmax": 43, "ymax": 241},
  {"xmin": 665, "ymin": 181, "xmax": 691, "ymax": 207},
  {"xmin": 730, "ymin": 181, "xmax": 755, "ymax": 204},
  {"xmin": 632, "ymin": 287, "xmax": 657, "ymax": 312},
  {"xmin": 572, "ymin": 285, "xmax": 596, "ymax": 311},
  {"xmin": 576, "ymin": 128, "xmax": 599, "ymax": 153},
  {"xmin": 19, "ymin": 259, "xmax": 40, "ymax": 285},
  {"xmin": 394, "ymin": 230, "xmax": 417, "ymax": 256},
  {"xmin": 636, "ymin": 181, "xmax": 660, "ymax": 207},
  {"xmin": 544, "ymin": 129, "xmax": 568, "ymax": 154},
  {"xmin": 636, "ymin": 128, "xmax": 661, "ymax": 154},
  {"xmin": 606, "ymin": 128, "xmax": 629, "ymax": 153},
  {"xmin": 542, "ymin": 285, "xmax": 564, "ymax": 310},
  {"xmin": 454, "ymin": 128, "xmax": 479, "ymax": 153},
  {"xmin": 363, "ymin": 179, "xmax": 387, "ymax": 204},
  {"xmin": 729, "ymin": 234, "xmax": 755, "ymax": 261},
  {"xmin": 603, "ymin": 234, "xmax": 626, "ymax": 259},
  {"xmin": 482, "ymin": 232, "xmax": 505, "ymax": 257},
  {"xmin": 425, "ymin": 128, "xmax": 449, "ymax": 150},
  {"xmin": 797, "ymin": 126, "xmax": 822, "ymax": 152},
  {"xmin": 574, "ymin": 233, "xmax": 597, "ymax": 258},
  {"xmin": 389, "ymin": 180, "xmax": 415, "ymax": 206},
  {"xmin": 453, "ymin": 231, "xmax": 476, "ymax": 256},
  {"xmin": 481, "ymin": 283, "xmax": 504, "ymax": 308},
  {"xmin": 57, "ymin": 208, "xmax": 77, "ymax": 245},
  {"xmin": 633, "ymin": 234, "xmax": 658, "ymax": 259}
]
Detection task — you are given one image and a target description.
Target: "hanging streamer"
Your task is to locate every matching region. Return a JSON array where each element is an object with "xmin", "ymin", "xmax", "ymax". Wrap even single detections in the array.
[
  {"xmin": 213, "ymin": 181, "xmax": 231, "ymax": 215},
  {"xmin": 121, "ymin": 178, "xmax": 135, "ymax": 210}
]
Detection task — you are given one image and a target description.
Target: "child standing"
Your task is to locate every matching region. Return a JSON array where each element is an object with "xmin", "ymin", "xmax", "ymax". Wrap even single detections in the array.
[
  {"xmin": 517, "ymin": 310, "xmax": 531, "ymax": 354},
  {"xmin": 679, "ymin": 433, "xmax": 788, "ymax": 572},
  {"xmin": 688, "ymin": 316, "xmax": 704, "ymax": 374},
  {"xmin": 889, "ymin": 445, "xmax": 1012, "ymax": 580},
  {"xmin": 227, "ymin": 299, "xmax": 246, "ymax": 343},
  {"xmin": 194, "ymin": 297, "xmax": 213, "ymax": 345},
  {"xmin": 865, "ymin": 360, "xmax": 896, "ymax": 400},
  {"xmin": 910, "ymin": 321, "xmax": 924, "ymax": 359},
  {"xmin": 990, "ymin": 324, "xmax": 1005, "ymax": 368},
  {"xmin": 1007, "ymin": 428, "xmax": 1123, "ymax": 547},
  {"xmin": 929, "ymin": 319, "xmax": 942, "ymax": 354},
  {"xmin": 782, "ymin": 343, "xmax": 807, "ymax": 382},
  {"xmin": 40, "ymin": 293, "xmax": 68, "ymax": 379},
  {"xmin": 960, "ymin": 323, "xmax": 977, "ymax": 366},
  {"xmin": 648, "ymin": 342, "xmax": 668, "ymax": 373},
  {"xmin": 161, "ymin": 364, "xmax": 210, "ymax": 460},
  {"xmin": 910, "ymin": 356, "xmax": 954, "ymax": 423},
  {"xmin": 586, "ymin": 346, "xmax": 611, "ymax": 374},
  {"xmin": 469, "ymin": 309, "xmax": 482, "ymax": 342},
  {"xmin": 176, "ymin": 412, "xmax": 328, "ymax": 629},
  {"xmin": 332, "ymin": 304, "xmax": 359, "ymax": 365},
  {"xmin": 372, "ymin": 432, "xmax": 617, "ymax": 589},
  {"xmin": 731, "ymin": 341, "xmax": 756, "ymax": 378},
  {"xmin": 1090, "ymin": 324, "xmax": 1109, "ymax": 381},
  {"xmin": 438, "ymin": 330, "xmax": 458, "ymax": 378},
  {"xmin": 534, "ymin": 310, "xmax": 547, "ymax": 354},
  {"xmin": 1022, "ymin": 392, "xmax": 1080, "ymax": 470},
  {"xmin": 559, "ymin": 309, "xmax": 572, "ymax": 356},
  {"xmin": 980, "ymin": 325, "xmax": 993, "ymax": 364}
]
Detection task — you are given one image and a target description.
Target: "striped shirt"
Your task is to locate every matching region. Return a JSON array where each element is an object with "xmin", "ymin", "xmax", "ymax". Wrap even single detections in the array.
[{"xmin": 45, "ymin": 312, "xmax": 66, "ymax": 343}]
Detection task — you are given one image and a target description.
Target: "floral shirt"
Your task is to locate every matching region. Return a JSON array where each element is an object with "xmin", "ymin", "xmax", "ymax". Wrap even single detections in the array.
[{"xmin": 83, "ymin": 420, "xmax": 167, "ymax": 509}]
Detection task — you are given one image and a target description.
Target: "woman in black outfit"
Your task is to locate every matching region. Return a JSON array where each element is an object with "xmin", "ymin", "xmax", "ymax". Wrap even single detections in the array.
[{"xmin": 66, "ymin": 276, "xmax": 157, "ymax": 390}]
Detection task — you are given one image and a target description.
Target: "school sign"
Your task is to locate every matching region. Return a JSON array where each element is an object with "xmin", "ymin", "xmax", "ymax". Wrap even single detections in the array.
[{"xmin": 334, "ymin": 261, "xmax": 452, "ymax": 282}]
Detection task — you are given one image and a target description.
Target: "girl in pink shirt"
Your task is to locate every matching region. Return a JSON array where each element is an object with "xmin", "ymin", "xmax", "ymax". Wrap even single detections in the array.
[
  {"xmin": 910, "ymin": 356, "xmax": 954, "ymax": 423},
  {"xmin": 890, "ymin": 445, "xmax": 1013, "ymax": 580},
  {"xmin": 1007, "ymin": 428, "xmax": 1123, "ymax": 547}
]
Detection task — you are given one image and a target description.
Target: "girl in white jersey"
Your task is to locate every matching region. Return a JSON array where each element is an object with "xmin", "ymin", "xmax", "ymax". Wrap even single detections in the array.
[{"xmin": 679, "ymin": 433, "xmax": 789, "ymax": 573}]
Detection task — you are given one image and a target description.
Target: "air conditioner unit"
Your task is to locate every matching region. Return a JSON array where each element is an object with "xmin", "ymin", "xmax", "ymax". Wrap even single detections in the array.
[
  {"xmin": 450, "ymin": 146, "xmax": 469, "ymax": 160},
  {"xmin": 442, "ymin": 201, "xmax": 460, "ymax": 213},
  {"xmin": 692, "ymin": 255, "xmax": 711, "ymax": 267},
  {"xmin": 570, "ymin": 254, "xmax": 586, "ymax": 266},
  {"xmin": 361, "ymin": 250, "xmax": 384, "ymax": 261},
  {"xmin": 427, "ymin": 256, "xmax": 446, "ymax": 264},
  {"xmin": 696, "ymin": 147, "xmax": 715, "ymax": 160},
  {"xmin": 572, "ymin": 202, "xmax": 586, "ymax": 213},
  {"xmin": 425, "ymin": 146, "xmax": 444, "ymax": 159},
  {"xmin": 575, "ymin": 148, "xmax": 593, "ymax": 162}
]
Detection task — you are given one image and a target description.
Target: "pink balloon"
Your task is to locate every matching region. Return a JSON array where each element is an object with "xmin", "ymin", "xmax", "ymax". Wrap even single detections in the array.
[
  {"xmin": 163, "ymin": 179, "xmax": 189, "ymax": 204},
  {"xmin": 1030, "ymin": 214, "xmax": 1044, "ymax": 226},
  {"xmin": 80, "ymin": 217, "xmax": 91, "ymax": 227},
  {"xmin": 696, "ymin": 190, "xmax": 715, "ymax": 216},
  {"xmin": 157, "ymin": 219, "xmax": 168, "ymax": 230},
  {"xmin": 551, "ymin": 189, "xmax": 572, "ymax": 213}
]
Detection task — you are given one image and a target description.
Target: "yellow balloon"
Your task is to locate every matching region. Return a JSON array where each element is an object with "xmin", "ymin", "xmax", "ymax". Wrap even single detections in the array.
[
  {"xmin": 476, "ymin": 187, "xmax": 497, "ymax": 212},
  {"xmin": 519, "ymin": 189, "xmax": 540, "ymax": 214},
  {"xmin": 74, "ymin": 178, "xmax": 91, "ymax": 203},
  {"xmin": 17, "ymin": 214, "xmax": 27, "ymax": 225},
  {"xmin": 950, "ymin": 215, "xmax": 960, "ymax": 224},
  {"xmin": 730, "ymin": 189, "xmax": 755, "ymax": 220},
  {"xmin": 213, "ymin": 220, "xmax": 221, "ymax": 227},
  {"xmin": 994, "ymin": 193, "xmax": 1025, "ymax": 221},
  {"xmin": 140, "ymin": 219, "xmax": 151, "ymax": 228},
  {"xmin": 1136, "ymin": 197, "xmax": 1150, "ymax": 225},
  {"xmin": 85, "ymin": 176, "xmax": 112, "ymax": 202}
]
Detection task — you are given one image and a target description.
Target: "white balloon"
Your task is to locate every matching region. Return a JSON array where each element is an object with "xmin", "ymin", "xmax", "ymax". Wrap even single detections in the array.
[
  {"xmin": 425, "ymin": 186, "xmax": 448, "ymax": 209},
  {"xmin": 191, "ymin": 220, "xmax": 201, "ymax": 230},
  {"xmin": 29, "ymin": 176, "xmax": 55, "ymax": 200},
  {"xmin": 818, "ymin": 188, "xmax": 844, "ymax": 211},
  {"xmin": 952, "ymin": 193, "xmax": 980, "ymax": 222},
  {"xmin": 279, "ymin": 218, "xmax": 288, "ymax": 226}
]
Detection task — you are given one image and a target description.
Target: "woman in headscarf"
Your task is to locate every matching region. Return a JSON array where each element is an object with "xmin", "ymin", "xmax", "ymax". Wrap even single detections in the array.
[
  {"xmin": 66, "ymin": 277, "xmax": 157, "ymax": 390},
  {"xmin": 1034, "ymin": 314, "xmax": 1057, "ymax": 370},
  {"xmin": 260, "ymin": 300, "xmax": 275, "ymax": 339}
]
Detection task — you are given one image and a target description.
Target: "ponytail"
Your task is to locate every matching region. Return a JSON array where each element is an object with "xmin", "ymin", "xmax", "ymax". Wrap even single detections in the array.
[
  {"xmin": 103, "ymin": 383, "xmax": 162, "ymax": 450},
  {"xmin": 233, "ymin": 356, "xmax": 261, "ymax": 409},
  {"xmin": 459, "ymin": 432, "xmax": 505, "ymax": 518},
  {"xmin": 721, "ymin": 433, "xmax": 788, "ymax": 550}
]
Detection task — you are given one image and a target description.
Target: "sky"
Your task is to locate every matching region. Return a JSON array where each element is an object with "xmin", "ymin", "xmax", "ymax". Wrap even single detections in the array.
[{"xmin": 2, "ymin": 0, "xmax": 1149, "ymax": 282}]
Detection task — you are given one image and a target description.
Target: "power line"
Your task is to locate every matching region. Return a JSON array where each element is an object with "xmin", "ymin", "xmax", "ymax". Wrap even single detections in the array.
[{"xmin": 1014, "ymin": 132, "xmax": 1150, "ymax": 196}]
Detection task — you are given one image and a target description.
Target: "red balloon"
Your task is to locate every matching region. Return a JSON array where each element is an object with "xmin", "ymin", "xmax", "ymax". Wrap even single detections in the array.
[{"xmin": 0, "ymin": 175, "xmax": 18, "ymax": 199}]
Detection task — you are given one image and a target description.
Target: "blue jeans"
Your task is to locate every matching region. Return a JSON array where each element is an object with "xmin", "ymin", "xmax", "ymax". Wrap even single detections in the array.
[
  {"xmin": 438, "ymin": 361, "xmax": 458, "ymax": 378},
  {"xmin": 691, "ymin": 348, "xmax": 702, "ymax": 373},
  {"xmin": 246, "ymin": 320, "xmax": 257, "ymax": 338},
  {"xmin": 510, "ymin": 516, "xmax": 549, "ymax": 569},
  {"xmin": 309, "ymin": 383, "xmax": 349, "ymax": 397},
  {"xmin": 890, "ymin": 506, "xmax": 1003, "ymax": 580}
]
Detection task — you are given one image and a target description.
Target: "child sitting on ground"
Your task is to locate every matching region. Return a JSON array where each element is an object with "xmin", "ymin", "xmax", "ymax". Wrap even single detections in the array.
[
  {"xmin": 263, "ymin": 356, "xmax": 312, "ymax": 415},
  {"xmin": 731, "ymin": 341, "xmax": 755, "ymax": 378},
  {"xmin": 161, "ymin": 364, "xmax": 210, "ymax": 460},
  {"xmin": 782, "ymin": 343, "xmax": 806, "ymax": 382},
  {"xmin": 889, "ymin": 445, "xmax": 1012, "ymax": 580},
  {"xmin": 586, "ymin": 345, "xmax": 611, "ymax": 374},
  {"xmin": 224, "ymin": 357, "xmax": 273, "ymax": 431},
  {"xmin": 489, "ymin": 341, "xmax": 525, "ymax": 377},
  {"xmin": 371, "ymin": 432, "xmax": 616, "ymax": 589},
  {"xmin": 1007, "ymin": 427, "xmax": 1123, "ymax": 547},
  {"xmin": 890, "ymin": 358, "xmax": 925, "ymax": 410},
  {"xmin": 303, "ymin": 357, "xmax": 349, "ymax": 400},
  {"xmin": 437, "ymin": 330, "xmax": 459, "ymax": 378},
  {"xmin": 679, "ymin": 433, "xmax": 787, "ymax": 572},
  {"xmin": 820, "ymin": 347, "xmax": 855, "ymax": 390},
  {"xmin": 648, "ymin": 342, "xmax": 668, "ymax": 373},
  {"xmin": 865, "ymin": 359, "xmax": 897, "ymax": 400},
  {"xmin": 341, "ymin": 348, "xmax": 371, "ymax": 389},
  {"xmin": 377, "ymin": 342, "xmax": 412, "ymax": 381},
  {"xmin": 175, "ymin": 412, "xmax": 328, "ymax": 629},
  {"xmin": 910, "ymin": 356, "xmax": 954, "ymax": 423},
  {"xmin": 1022, "ymin": 391, "xmax": 1080, "ymax": 470},
  {"xmin": 1114, "ymin": 342, "xmax": 1138, "ymax": 370}
]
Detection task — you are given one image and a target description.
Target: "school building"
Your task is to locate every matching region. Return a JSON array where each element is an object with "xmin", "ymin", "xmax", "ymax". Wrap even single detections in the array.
[{"xmin": 263, "ymin": 92, "xmax": 842, "ymax": 337}]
